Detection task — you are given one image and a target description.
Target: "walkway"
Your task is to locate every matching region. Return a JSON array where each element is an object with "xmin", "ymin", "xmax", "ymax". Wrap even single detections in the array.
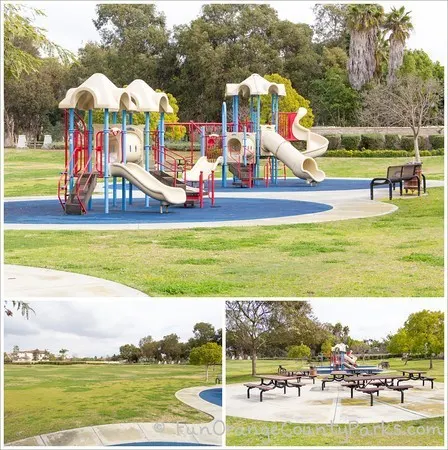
[
  {"xmin": 7, "ymin": 386, "xmax": 223, "ymax": 447},
  {"xmin": 227, "ymin": 380, "xmax": 444, "ymax": 424},
  {"xmin": 4, "ymin": 265, "xmax": 148, "ymax": 297}
]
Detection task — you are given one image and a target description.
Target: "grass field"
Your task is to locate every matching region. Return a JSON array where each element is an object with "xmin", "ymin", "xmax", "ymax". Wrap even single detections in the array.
[
  {"xmin": 226, "ymin": 358, "xmax": 445, "ymax": 446},
  {"xmin": 3, "ymin": 148, "xmax": 444, "ymax": 197},
  {"xmin": 5, "ymin": 187, "xmax": 444, "ymax": 296},
  {"xmin": 4, "ymin": 363, "xmax": 217, "ymax": 443}
]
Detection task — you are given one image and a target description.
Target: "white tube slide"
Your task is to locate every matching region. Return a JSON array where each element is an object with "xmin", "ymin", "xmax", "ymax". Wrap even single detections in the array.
[
  {"xmin": 110, "ymin": 162, "xmax": 186, "ymax": 205},
  {"xmin": 292, "ymin": 107, "xmax": 329, "ymax": 158},
  {"xmin": 261, "ymin": 130, "xmax": 325, "ymax": 183},
  {"xmin": 185, "ymin": 156, "xmax": 223, "ymax": 182},
  {"xmin": 344, "ymin": 353, "xmax": 358, "ymax": 369}
]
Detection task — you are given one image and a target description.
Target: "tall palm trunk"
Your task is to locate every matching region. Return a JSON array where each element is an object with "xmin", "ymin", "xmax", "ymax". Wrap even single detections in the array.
[
  {"xmin": 348, "ymin": 28, "xmax": 378, "ymax": 90},
  {"xmin": 387, "ymin": 36, "xmax": 405, "ymax": 84}
]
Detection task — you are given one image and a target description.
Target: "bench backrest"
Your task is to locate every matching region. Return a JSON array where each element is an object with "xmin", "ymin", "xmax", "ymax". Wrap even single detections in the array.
[{"xmin": 387, "ymin": 163, "xmax": 421, "ymax": 181}]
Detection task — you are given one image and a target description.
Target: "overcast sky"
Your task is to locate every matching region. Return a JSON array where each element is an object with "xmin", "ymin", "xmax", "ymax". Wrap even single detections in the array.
[
  {"xmin": 27, "ymin": 1, "xmax": 447, "ymax": 65},
  {"xmin": 4, "ymin": 299, "xmax": 223, "ymax": 357},
  {"xmin": 4, "ymin": 299, "xmax": 444, "ymax": 356}
]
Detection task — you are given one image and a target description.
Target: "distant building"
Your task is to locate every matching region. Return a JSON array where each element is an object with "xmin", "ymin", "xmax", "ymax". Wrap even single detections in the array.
[{"xmin": 9, "ymin": 349, "xmax": 50, "ymax": 362}]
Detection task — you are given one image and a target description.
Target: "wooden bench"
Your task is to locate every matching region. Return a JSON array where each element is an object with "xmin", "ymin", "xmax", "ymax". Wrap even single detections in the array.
[
  {"xmin": 387, "ymin": 384, "xmax": 413, "ymax": 403},
  {"xmin": 422, "ymin": 376, "xmax": 436, "ymax": 389},
  {"xmin": 244, "ymin": 383, "xmax": 275, "ymax": 402},
  {"xmin": 287, "ymin": 381, "xmax": 305, "ymax": 397},
  {"xmin": 356, "ymin": 387, "xmax": 384, "ymax": 406},
  {"xmin": 370, "ymin": 163, "xmax": 426, "ymax": 200}
]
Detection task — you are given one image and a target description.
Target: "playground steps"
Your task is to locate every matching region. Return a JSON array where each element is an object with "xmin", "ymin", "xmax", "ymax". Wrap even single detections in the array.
[
  {"xmin": 228, "ymin": 162, "xmax": 261, "ymax": 187},
  {"xmin": 65, "ymin": 173, "xmax": 98, "ymax": 215}
]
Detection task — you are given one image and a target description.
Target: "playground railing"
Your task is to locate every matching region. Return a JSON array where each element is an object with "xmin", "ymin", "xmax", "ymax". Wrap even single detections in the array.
[{"xmin": 73, "ymin": 152, "xmax": 96, "ymax": 214}]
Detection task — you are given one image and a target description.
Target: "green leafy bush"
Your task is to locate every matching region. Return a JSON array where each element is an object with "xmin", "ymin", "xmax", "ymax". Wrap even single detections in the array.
[
  {"xmin": 323, "ymin": 134, "xmax": 341, "ymax": 150},
  {"xmin": 361, "ymin": 133, "xmax": 386, "ymax": 150},
  {"xmin": 341, "ymin": 134, "xmax": 361, "ymax": 150},
  {"xmin": 429, "ymin": 134, "xmax": 444, "ymax": 149},
  {"xmin": 385, "ymin": 134, "xmax": 401, "ymax": 150},
  {"xmin": 324, "ymin": 148, "xmax": 443, "ymax": 157},
  {"xmin": 418, "ymin": 135, "xmax": 431, "ymax": 150},
  {"xmin": 400, "ymin": 136, "xmax": 415, "ymax": 151}
]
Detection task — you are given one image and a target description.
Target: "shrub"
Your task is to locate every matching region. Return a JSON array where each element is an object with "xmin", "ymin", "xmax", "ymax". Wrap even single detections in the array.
[
  {"xmin": 341, "ymin": 134, "xmax": 361, "ymax": 150},
  {"xmin": 323, "ymin": 134, "xmax": 341, "ymax": 150},
  {"xmin": 429, "ymin": 134, "xmax": 444, "ymax": 149},
  {"xmin": 418, "ymin": 135, "xmax": 431, "ymax": 150},
  {"xmin": 361, "ymin": 133, "xmax": 386, "ymax": 150},
  {"xmin": 385, "ymin": 134, "xmax": 401, "ymax": 150},
  {"xmin": 325, "ymin": 149, "xmax": 412, "ymax": 158},
  {"xmin": 400, "ymin": 136, "xmax": 415, "ymax": 151}
]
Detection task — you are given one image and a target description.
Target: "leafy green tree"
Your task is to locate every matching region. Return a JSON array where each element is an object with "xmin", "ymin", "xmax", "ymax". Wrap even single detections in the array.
[
  {"xmin": 32, "ymin": 349, "xmax": 40, "ymax": 361},
  {"xmin": 119, "ymin": 344, "xmax": 142, "ymax": 363},
  {"xmin": 13, "ymin": 345, "xmax": 20, "ymax": 354},
  {"xmin": 4, "ymin": 4, "xmax": 75, "ymax": 80},
  {"xmin": 321, "ymin": 339, "xmax": 334, "ymax": 358},
  {"xmin": 399, "ymin": 49, "xmax": 444, "ymax": 82},
  {"xmin": 260, "ymin": 74, "xmax": 314, "ymax": 127},
  {"xmin": 189, "ymin": 342, "xmax": 222, "ymax": 381},
  {"xmin": 387, "ymin": 328, "xmax": 412, "ymax": 364},
  {"xmin": 346, "ymin": 4, "xmax": 384, "ymax": 90},
  {"xmin": 288, "ymin": 344, "xmax": 311, "ymax": 365},
  {"xmin": 190, "ymin": 322, "xmax": 217, "ymax": 347},
  {"xmin": 384, "ymin": 6, "xmax": 413, "ymax": 84},
  {"xmin": 160, "ymin": 334, "xmax": 181, "ymax": 362},
  {"xmin": 312, "ymin": 4, "xmax": 348, "ymax": 48},
  {"xmin": 139, "ymin": 336, "xmax": 159, "ymax": 361}
]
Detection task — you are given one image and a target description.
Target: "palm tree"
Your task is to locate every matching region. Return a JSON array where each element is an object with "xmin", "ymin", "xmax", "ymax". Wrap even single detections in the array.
[
  {"xmin": 384, "ymin": 6, "xmax": 413, "ymax": 84},
  {"xmin": 346, "ymin": 4, "xmax": 384, "ymax": 90},
  {"xmin": 374, "ymin": 31, "xmax": 389, "ymax": 81}
]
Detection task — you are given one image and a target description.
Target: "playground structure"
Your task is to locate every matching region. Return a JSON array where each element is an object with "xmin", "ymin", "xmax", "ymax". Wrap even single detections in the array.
[
  {"xmin": 331, "ymin": 343, "xmax": 359, "ymax": 370},
  {"xmin": 57, "ymin": 73, "xmax": 329, "ymax": 215}
]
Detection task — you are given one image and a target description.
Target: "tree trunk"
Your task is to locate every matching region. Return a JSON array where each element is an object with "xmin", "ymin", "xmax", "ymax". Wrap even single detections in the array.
[
  {"xmin": 429, "ymin": 356, "xmax": 433, "ymax": 370},
  {"xmin": 413, "ymin": 134, "xmax": 421, "ymax": 162},
  {"xmin": 4, "ymin": 110, "xmax": 15, "ymax": 148},
  {"xmin": 251, "ymin": 349, "xmax": 257, "ymax": 376},
  {"xmin": 387, "ymin": 39, "xmax": 405, "ymax": 85}
]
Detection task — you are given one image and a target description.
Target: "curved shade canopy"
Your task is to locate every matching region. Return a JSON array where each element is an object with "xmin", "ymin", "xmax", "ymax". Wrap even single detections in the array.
[{"xmin": 225, "ymin": 73, "xmax": 286, "ymax": 98}]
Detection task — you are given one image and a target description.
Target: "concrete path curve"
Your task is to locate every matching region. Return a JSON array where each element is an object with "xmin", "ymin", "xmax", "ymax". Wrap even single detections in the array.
[
  {"xmin": 227, "ymin": 379, "xmax": 444, "ymax": 424},
  {"xmin": 4, "ymin": 265, "xmax": 148, "ymax": 298},
  {"xmin": 4, "ymin": 179, "xmax": 443, "ymax": 231},
  {"xmin": 7, "ymin": 385, "xmax": 223, "ymax": 447}
]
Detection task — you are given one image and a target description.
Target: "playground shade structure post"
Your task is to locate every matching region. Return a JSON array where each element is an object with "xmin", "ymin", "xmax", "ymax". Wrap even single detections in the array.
[
  {"xmin": 68, "ymin": 108, "xmax": 75, "ymax": 192},
  {"xmin": 87, "ymin": 109, "xmax": 93, "ymax": 210},
  {"xmin": 200, "ymin": 126, "xmax": 205, "ymax": 157},
  {"xmin": 112, "ymin": 111, "xmax": 117, "ymax": 207},
  {"xmin": 121, "ymin": 109, "xmax": 127, "ymax": 211},
  {"xmin": 232, "ymin": 95, "xmax": 239, "ymax": 132},
  {"xmin": 159, "ymin": 112, "xmax": 165, "ymax": 169},
  {"xmin": 144, "ymin": 111, "xmax": 150, "ymax": 208},
  {"xmin": 103, "ymin": 108, "xmax": 110, "ymax": 214},
  {"xmin": 255, "ymin": 95, "xmax": 261, "ymax": 181},
  {"xmin": 221, "ymin": 102, "xmax": 227, "ymax": 187}
]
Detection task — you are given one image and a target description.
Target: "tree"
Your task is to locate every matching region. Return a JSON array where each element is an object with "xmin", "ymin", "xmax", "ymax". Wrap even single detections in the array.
[
  {"xmin": 4, "ymin": 4, "xmax": 75, "ymax": 80},
  {"xmin": 288, "ymin": 344, "xmax": 311, "ymax": 366},
  {"xmin": 384, "ymin": 6, "xmax": 413, "ymax": 84},
  {"xmin": 160, "ymin": 334, "xmax": 181, "ymax": 362},
  {"xmin": 361, "ymin": 75, "xmax": 442, "ymax": 160},
  {"xmin": 387, "ymin": 328, "xmax": 412, "ymax": 364},
  {"xmin": 346, "ymin": 4, "xmax": 384, "ymax": 90},
  {"xmin": 189, "ymin": 342, "xmax": 222, "ymax": 381},
  {"xmin": 13, "ymin": 345, "xmax": 20, "ymax": 354},
  {"xmin": 226, "ymin": 301, "xmax": 275, "ymax": 376},
  {"xmin": 399, "ymin": 49, "xmax": 445, "ymax": 82},
  {"xmin": 260, "ymin": 74, "xmax": 314, "ymax": 127},
  {"xmin": 404, "ymin": 310, "xmax": 444, "ymax": 369},
  {"xmin": 312, "ymin": 4, "xmax": 348, "ymax": 48},
  {"xmin": 119, "ymin": 344, "xmax": 142, "ymax": 363},
  {"xmin": 321, "ymin": 339, "xmax": 333, "ymax": 358},
  {"xmin": 190, "ymin": 322, "xmax": 217, "ymax": 348},
  {"xmin": 139, "ymin": 336, "xmax": 159, "ymax": 361},
  {"xmin": 59, "ymin": 349, "xmax": 68, "ymax": 360},
  {"xmin": 4, "ymin": 301, "xmax": 35, "ymax": 319},
  {"xmin": 32, "ymin": 349, "xmax": 40, "ymax": 361}
]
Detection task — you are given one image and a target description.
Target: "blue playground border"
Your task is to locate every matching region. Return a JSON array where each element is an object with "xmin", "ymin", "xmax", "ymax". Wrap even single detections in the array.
[{"xmin": 199, "ymin": 388, "xmax": 222, "ymax": 407}]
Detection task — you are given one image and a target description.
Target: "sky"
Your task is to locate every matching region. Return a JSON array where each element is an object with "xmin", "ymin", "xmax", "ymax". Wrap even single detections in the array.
[
  {"xmin": 4, "ymin": 299, "xmax": 223, "ymax": 357},
  {"xmin": 27, "ymin": 1, "xmax": 447, "ymax": 65}
]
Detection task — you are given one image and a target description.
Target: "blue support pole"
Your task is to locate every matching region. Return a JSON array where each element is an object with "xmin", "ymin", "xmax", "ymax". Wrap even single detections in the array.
[
  {"xmin": 87, "ymin": 109, "xmax": 93, "ymax": 210},
  {"xmin": 255, "ymin": 95, "xmax": 261, "ymax": 181},
  {"xmin": 103, "ymin": 108, "xmax": 110, "ymax": 214},
  {"xmin": 159, "ymin": 112, "xmax": 165, "ymax": 168},
  {"xmin": 144, "ymin": 111, "xmax": 150, "ymax": 208},
  {"xmin": 232, "ymin": 95, "xmax": 239, "ymax": 132},
  {"xmin": 129, "ymin": 113, "xmax": 133, "ymax": 125},
  {"xmin": 273, "ymin": 94, "xmax": 279, "ymax": 132},
  {"xmin": 243, "ymin": 125, "xmax": 247, "ymax": 166},
  {"xmin": 68, "ymin": 108, "xmax": 75, "ymax": 192},
  {"xmin": 200, "ymin": 126, "xmax": 206, "ymax": 157},
  {"xmin": 112, "ymin": 111, "xmax": 117, "ymax": 207},
  {"xmin": 221, "ymin": 102, "xmax": 227, "ymax": 187},
  {"xmin": 121, "ymin": 110, "xmax": 127, "ymax": 211}
]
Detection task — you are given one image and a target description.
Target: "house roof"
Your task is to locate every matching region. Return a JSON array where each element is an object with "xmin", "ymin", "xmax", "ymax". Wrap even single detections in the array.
[{"xmin": 225, "ymin": 73, "xmax": 286, "ymax": 98}]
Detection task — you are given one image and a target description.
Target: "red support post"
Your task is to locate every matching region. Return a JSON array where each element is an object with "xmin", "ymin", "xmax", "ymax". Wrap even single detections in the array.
[{"xmin": 199, "ymin": 171, "xmax": 204, "ymax": 208}]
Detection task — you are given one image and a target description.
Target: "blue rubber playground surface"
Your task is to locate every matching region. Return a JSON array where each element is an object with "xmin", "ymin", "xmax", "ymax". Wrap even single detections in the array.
[
  {"xmin": 199, "ymin": 388, "xmax": 222, "ymax": 407},
  {"xmin": 5, "ymin": 197, "xmax": 332, "ymax": 225}
]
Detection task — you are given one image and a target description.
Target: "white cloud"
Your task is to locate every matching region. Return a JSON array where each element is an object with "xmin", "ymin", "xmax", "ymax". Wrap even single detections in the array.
[{"xmin": 4, "ymin": 299, "xmax": 223, "ymax": 357}]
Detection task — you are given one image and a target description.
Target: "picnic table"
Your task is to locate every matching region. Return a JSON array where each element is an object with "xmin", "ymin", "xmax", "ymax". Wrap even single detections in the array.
[
  {"xmin": 345, "ymin": 374, "xmax": 407, "ymax": 388},
  {"xmin": 244, "ymin": 374, "xmax": 304, "ymax": 402},
  {"xmin": 321, "ymin": 371, "xmax": 351, "ymax": 390},
  {"xmin": 401, "ymin": 370, "xmax": 426, "ymax": 380}
]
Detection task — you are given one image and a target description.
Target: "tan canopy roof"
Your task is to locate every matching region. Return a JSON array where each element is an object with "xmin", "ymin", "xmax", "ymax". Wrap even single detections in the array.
[
  {"xmin": 59, "ymin": 73, "xmax": 172, "ymax": 113},
  {"xmin": 225, "ymin": 73, "xmax": 286, "ymax": 98}
]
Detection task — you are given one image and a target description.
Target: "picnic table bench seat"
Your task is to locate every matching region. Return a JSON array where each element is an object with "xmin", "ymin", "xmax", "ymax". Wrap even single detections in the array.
[
  {"xmin": 356, "ymin": 387, "xmax": 384, "ymax": 406},
  {"xmin": 286, "ymin": 381, "xmax": 305, "ymax": 396},
  {"xmin": 342, "ymin": 381, "xmax": 358, "ymax": 398},
  {"xmin": 387, "ymin": 384, "xmax": 413, "ymax": 403},
  {"xmin": 370, "ymin": 163, "xmax": 426, "ymax": 200},
  {"xmin": 244, "ymin": 383, "xmax": 275, "ymax": 402},
  {"xmin": 422, "ymin": 376, "xmax": 436, "ymax": 389}
]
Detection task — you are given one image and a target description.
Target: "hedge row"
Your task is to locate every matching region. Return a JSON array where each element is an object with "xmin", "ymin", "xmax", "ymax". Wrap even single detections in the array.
[
  {"xmin": 325, "ymin": 148, "xmax": 444, "ymax": 158},
  {"xmin": 324, "ymin": 133, "xmax": 444, "ymax": 151}
]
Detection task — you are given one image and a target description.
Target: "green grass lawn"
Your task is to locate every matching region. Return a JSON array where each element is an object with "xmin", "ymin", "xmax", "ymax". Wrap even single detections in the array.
[
  {"xmin": 5, "ymin": 187, "xmax": 444, "ymax": 296},
  {"xmin": 3, "ymin": 148, "xmax": 444, "ymax": 197},
  {"xmin": 226, "ymin": 358, "xmax": 445, "ymax": 446},
  {"xmin": 4, "ymin": 363, "xmax": 217, "ymax": 443}
]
